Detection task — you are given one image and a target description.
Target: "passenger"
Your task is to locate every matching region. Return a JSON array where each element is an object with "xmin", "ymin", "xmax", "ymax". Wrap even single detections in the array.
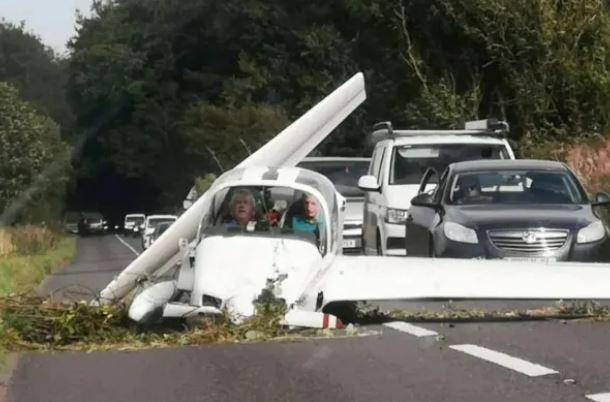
[
  {"xmin": 291, "ymin": 194, "xmax": 324, "ymax": 234},
  {"xmin": 225, "ymin": 189, "xmax": 256, "ymax": 229}
]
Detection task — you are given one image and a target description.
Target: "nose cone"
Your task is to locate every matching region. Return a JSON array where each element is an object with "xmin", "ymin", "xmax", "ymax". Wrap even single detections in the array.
[{"xmin": 128, "ymin": 281, "xmax": 177, "ymax": 324}]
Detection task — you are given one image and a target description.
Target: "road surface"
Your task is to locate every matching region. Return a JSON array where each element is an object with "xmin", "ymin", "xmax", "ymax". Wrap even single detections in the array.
[{"xmin": 5, "ymin": 235, "xmax": 610, "ymax": 402}]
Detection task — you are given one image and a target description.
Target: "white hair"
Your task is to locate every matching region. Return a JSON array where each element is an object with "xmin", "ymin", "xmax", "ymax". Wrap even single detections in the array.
[{"xmin": 229, "ymin": 189, "xmax": 256, "ymax": 211}]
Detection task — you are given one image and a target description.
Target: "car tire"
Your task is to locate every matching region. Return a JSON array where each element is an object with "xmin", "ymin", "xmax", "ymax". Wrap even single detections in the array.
[{"xmin": 376, "ymin": 230, "xmax": 382, "ymax": 256}]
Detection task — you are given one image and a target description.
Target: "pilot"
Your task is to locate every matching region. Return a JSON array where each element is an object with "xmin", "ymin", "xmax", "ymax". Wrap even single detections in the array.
[
  {"xmin": 291, "ymin": 193, "xmax": 324, "ymax": 234},
  {"xmin": 225, "ymin": 189, "xmax": 256, "ymax": 229}
]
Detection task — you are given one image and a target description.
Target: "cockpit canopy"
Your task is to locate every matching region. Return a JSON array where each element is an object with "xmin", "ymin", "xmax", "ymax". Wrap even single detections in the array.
[{"xmin": 197, "ymin": 167, "xmax": 342, "ymax": 255}]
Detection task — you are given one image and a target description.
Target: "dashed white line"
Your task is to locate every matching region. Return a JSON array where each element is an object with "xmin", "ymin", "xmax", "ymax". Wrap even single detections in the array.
[
  {"xmin": 449, "ymin": 344, "xmax": 558, "ymax": 377},
  {"xmin": 114, "ymin": 234, "xmax": 140, "ymax": 256},
  {"xmin": 383, "ymin": 321, "xmax": 439, "ymax": 337},
  {"xmin": 587, "ymin": 393, "xmax": 610, "ymax": 402}
]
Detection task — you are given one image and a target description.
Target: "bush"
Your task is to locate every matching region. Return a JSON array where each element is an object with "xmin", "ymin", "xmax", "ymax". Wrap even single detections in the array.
[{"xmin": 0, "ymin": 226, "xmax": 59, "ymax": 256}]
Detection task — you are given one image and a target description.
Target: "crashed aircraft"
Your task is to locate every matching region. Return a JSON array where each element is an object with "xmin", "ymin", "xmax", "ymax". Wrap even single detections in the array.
[{"xmin": 100, "ymin": 72, "xmax": 610, "ymax": 328}]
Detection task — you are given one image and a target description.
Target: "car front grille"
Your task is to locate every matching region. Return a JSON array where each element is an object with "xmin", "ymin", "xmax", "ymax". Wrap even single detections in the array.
[
  {"xmin": 488, "ymin": 229, "xmax": 569, "ymax": 254},
  {"xmin": 343, "ymin": 222, "xmax": 362, "ymax": 231}
]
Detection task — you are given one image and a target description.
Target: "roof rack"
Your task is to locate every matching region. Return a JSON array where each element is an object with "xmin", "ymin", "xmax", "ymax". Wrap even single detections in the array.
[{"xmin": 370, "ymin": 118, "xmax": 510, "ymax": 141}]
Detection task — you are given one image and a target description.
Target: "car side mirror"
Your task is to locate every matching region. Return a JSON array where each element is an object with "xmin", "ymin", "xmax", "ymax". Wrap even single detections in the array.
[
  {"xmin": 592, "ymin": 191, "xmax": 610, "ymax": 207},
  {"xmin": 358, "ymin": 175, "xmax": 380, "ymax": 192},
  {"xmin": 410, "ymin": 193, "xmax": 439, "ymax": 209}
]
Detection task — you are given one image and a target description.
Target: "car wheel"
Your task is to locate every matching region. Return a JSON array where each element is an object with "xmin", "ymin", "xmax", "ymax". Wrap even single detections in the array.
[{"xmin": 376, "ymin": 230, "xmax": 382, "ymax": 256}]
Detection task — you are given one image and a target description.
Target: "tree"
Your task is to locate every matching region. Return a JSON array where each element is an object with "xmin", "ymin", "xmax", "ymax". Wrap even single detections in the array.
[
  {"xmin": 0, "ymin": 21, "xmax": 74, "ymax": 139},
  {"xmin": 0, "ymin": 83, "xmax": 71, "ymax": 225}
]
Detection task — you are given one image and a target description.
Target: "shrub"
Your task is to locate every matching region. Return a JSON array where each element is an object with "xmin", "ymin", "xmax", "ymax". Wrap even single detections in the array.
[{"xmin": 0, "ymin": 226, "xmax": 58, "ymax": 256}]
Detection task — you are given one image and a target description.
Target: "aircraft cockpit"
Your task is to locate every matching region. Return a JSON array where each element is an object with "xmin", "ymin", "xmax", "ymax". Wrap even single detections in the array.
[{"xmin": 196, "ymin": 184, "xmax": 333, "ymax": 255}]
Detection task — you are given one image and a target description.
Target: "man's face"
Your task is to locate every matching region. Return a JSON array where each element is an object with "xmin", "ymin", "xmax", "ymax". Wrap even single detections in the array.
[
  {"xmin": 303, "ymin": 196, "xmax": 319, "ymax": 220},
  {"xmin": 233, "ymin": 196, "xmax": 254, "ymax": 223}
]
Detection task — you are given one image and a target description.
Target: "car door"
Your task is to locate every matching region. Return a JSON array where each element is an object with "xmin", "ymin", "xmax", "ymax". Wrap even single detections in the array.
[
  {"xmin": 406, "ymin": 168, "xmax": 446, "ymax": 256},
  {"xmin": 362, "ymin": 143, "xmax": 386, "ymax": 252}
]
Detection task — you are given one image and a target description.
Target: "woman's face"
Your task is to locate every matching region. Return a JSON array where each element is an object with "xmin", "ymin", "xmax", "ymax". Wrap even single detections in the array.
[{"xmin": 233, "ymin": 195, "xmax": 255, "ymax": 224}]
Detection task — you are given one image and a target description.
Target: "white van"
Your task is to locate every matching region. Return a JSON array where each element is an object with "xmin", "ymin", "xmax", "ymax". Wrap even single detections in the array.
[
  {"xmin": 142, "ymin": 214, "xmax": 177, "ymax": 249},
  {"xmin": 358, "ymin": 119, "xmax": 515, "ymax": 256}
]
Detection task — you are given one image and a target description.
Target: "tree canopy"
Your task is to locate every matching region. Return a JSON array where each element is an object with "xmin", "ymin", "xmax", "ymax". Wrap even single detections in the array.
[
  {"xmin": 58, "ymin": 0, "xmax": 610, "ymax": 213},
  {"xmin": 0, "ymin": 82, "xmax": 70, "ymax": 225}
]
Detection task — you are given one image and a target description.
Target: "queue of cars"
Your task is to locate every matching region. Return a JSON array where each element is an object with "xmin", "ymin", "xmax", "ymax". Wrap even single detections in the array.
[
  {"xmin": 121, "ymin": 213, "xmax": 178, "ymax": 249},
  {"xmin": 62, "ymin": 211, "xmax": 109, "ymax": 235},
  {"xmin": 352, "ymin": 118, "xmax": 610, "ymax": 262}
]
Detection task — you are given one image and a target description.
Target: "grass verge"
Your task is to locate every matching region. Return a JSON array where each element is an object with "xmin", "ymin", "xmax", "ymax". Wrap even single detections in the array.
[
  {"xmin": 0, "ymin": 235, "xmax": 76, "ymax": 296},
  {"xmin": 0, "ymin": 234, "xmax": 76, "ymax": 373}
]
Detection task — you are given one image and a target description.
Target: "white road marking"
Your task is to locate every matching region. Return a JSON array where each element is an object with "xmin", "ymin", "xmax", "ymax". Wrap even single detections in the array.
[
  {"xmin": 383, "ymin": 321, "xmax": 439, "ymax": 337},
  {"xmin": 449, "ymin": 344, "xmax": 558, "ymax": 377},
  {"xmin": 115, "ymin": 234, "xmax": 140, "ymax": 256},
  {"xmin": 587, "ymin": 393, "xmax": 610, "ymax": 402}
]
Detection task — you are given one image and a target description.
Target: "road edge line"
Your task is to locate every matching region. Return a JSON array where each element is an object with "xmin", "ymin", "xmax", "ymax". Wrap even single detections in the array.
[{"xmin": 114, "ymin": 234, "xmax": 140, "ymax": 256}]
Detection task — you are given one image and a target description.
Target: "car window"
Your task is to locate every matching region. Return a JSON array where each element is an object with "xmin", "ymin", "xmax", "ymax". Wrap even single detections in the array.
[
  {"xmin": 390, "ymin": 144, "xmax": 509, "ymax": 185},
  {"xmin": 448, "ymin": 170, "xmax": 587, "ymax": 205},
  {"xmin": 297, "ymin": 160, "xmax": 370, "ymax": 197},
  {"xmin": 434, "ymin": 168, "xmax": 449, "ymax": 203},
  {"xmin": 370, "ymin": 145, "xmax": 384, "ymax": 183}
]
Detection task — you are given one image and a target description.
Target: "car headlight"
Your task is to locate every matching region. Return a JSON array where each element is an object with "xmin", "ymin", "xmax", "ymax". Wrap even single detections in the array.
[
  {"xmin": 444, "ymin": 222, "xmax": 478, "ymax": 244},
  {"xmin": 577, "ymin": 221, "xmax": 606, "ymax": 244},
  {"xmin": 145, "ymin": 228, "xmax": 155, "ymax": 235},
  {"xmin": 385, "ymin": 208, "xmax": 409, "ymax": 224}
]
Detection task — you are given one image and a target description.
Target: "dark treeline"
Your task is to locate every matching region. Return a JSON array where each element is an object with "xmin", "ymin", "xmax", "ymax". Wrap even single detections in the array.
[{"xmin": 1, "ymin": 1, "xmax": 609, "ymax": 222}]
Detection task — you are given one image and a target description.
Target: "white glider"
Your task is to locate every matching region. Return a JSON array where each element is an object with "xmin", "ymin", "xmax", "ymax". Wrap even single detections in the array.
[{"xmin": 101, "ymin": 72, "xmax": 610, "ymax": 328}]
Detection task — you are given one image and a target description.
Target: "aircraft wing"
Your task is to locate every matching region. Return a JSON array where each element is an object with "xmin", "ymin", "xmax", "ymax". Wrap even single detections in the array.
[
  {"xmin": 320, "ymin": 256, "xmax": 610, "ymax": 307},
  {"xmin": 100, "ymin": 73, "xmax": 366, "ymax": 301}
]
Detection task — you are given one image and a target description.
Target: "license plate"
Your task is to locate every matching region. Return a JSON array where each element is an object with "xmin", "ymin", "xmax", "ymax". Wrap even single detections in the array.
[{"xmin": 342, "ymin": 239, "xmax": 357, "ymax": 248}]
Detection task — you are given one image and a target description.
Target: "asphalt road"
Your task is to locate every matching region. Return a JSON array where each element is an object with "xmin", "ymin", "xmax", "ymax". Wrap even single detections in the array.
[
  {"xmin": 6, "ymin": 235, "xmax": 610, "ymax": 402},
  {"xmin": 37, "ymin": 233, "xmax": 141, "ymax": 300}
]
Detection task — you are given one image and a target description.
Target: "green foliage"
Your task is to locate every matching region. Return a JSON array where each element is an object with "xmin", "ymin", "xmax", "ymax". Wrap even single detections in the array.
[
  {"xmin": 182, "ymin": 103, "xmax": 289, "ymax": 170},
  {"xmin": 193, "ymin": 174, "xmax": 217, "ymax": 198},
  {"xmin": 0, "ymin": 235, "xmax": 75, "ymax": 296},
  {"xmin": 0, "ymin": 83, "xmax": 71, "ymax": 225},
  {"xmin": 0, "ymin": 291, "xmax": 292, "ymax": 351},
  {"xmin": 64, "ymin": 0, "xmax": 610, "ymax": 208},
  {"xmin": 0, "ymin": 21, "xmax": 74, "ymax": 138}
]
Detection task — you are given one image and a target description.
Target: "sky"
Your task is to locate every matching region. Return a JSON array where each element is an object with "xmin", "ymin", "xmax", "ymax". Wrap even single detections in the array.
[{"xmin": 0, "ymin": 0, "xmax": 95, "ymax": 55}]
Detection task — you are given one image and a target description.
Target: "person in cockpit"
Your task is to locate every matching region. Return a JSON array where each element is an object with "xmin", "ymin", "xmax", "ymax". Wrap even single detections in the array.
[
  {"xmin": 225, "ymin": 189, "xmax": 256, "ymax": 229},
  {"xmin": 291, "ymin": 193, "xmax": 324, "ymax": 234}
]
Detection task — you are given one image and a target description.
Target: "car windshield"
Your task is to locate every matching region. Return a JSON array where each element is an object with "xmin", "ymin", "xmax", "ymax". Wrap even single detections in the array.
[
  {"xmin": 390, "ymin": 144, "xmax": 509, "ymax": 185},
  {"xmin": 154, "ymin": 223, "xmax": 171, "ymax": 235},
  {"xmin": 126, "ymin": 216, "xmax": 144, "ymax": 224},
  {"xmin": 149, "ymin": 218, "xmax": 175, "ymax": 226},
  {"xmin": 448, "ymin": 170, "xmax": 587, "ymax": 205},
  {"xmin": 82, "ymin": 212, "xmax": 103, "ymax": 221},
  {"xmin": 298, "ymin": 160, "xmax": 370, "ymax": 197}
]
